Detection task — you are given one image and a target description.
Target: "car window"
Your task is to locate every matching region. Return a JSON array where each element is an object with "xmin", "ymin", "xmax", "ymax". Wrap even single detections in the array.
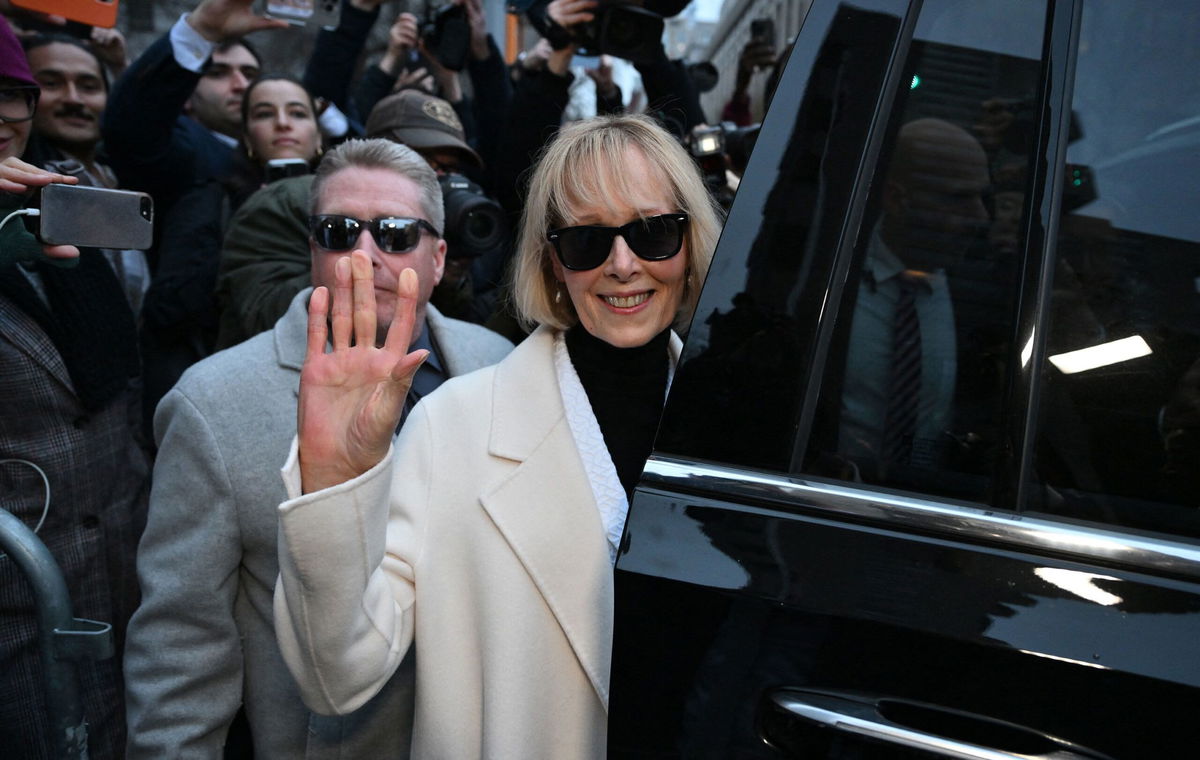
[
  {"xmin": 797, "ymin": 0, "xmax": 1047, "ymax": 503},
  {"xmin": 659, "ymin": 0, "xmax": 1200, "ymax": 544},
  {"xmin": 1028, "ymin": 0, "xmax": 1200, "ymax": 539},
  {"xmin": 657, "ymin": 0, "xmax": 914, "ymax": 472}
]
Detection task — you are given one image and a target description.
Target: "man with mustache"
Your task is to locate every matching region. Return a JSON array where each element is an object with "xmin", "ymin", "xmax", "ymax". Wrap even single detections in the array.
[
  {"xmin": 21, "ymin": 33, "xmax": 151, "ymax": 316},
  {"xmin": 23, "ymin": 34, "xmax": 111, "ymax": 186}
]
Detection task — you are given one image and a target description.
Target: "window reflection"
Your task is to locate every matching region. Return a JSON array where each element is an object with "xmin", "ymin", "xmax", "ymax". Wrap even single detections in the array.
[
  {"xmin": 1033, "ymin": 1, "xmax": 1200, "ymax": 539},
  {"xmin": 804, "ymin": 0, "xmax": 1045, "ymax": 502}
]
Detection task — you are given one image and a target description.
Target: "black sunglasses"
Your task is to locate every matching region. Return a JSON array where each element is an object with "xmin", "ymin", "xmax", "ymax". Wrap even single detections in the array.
[
  {"xmin": 547, "ymin": 213, "xmax": 689, "ymax": 271},
  {"xmin": 308, "ymin": 215, "xmax": 441, "ymax": 254}
]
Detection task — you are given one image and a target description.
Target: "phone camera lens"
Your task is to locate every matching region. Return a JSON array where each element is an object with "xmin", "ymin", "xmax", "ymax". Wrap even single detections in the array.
[{"xmin": 140, "ymin": 196, "xmax": 153, "ymax": 221}]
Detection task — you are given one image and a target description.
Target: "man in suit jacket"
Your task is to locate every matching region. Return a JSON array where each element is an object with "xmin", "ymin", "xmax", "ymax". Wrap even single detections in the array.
[{"xmin": 123, "ymin": 138, "xmax": 513, "ymax": 758}]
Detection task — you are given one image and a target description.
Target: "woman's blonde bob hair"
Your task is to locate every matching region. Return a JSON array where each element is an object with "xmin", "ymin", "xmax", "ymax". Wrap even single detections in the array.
[{"xmin": 512, "ymin": 113, "xmax": 722, "ymax": 332}]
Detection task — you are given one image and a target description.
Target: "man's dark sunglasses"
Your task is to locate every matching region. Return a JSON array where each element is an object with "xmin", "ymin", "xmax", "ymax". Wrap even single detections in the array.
[
  {"xmin": 308, "ymin": 215, "xmax": 441, "ymax": 254},
  {"xmin": 547, "ymin": 213, "xmax": 689, "ymax": 271}
]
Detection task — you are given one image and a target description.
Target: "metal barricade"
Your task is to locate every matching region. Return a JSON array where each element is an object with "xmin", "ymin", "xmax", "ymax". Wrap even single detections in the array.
[{"xmin": 0, "ymin": 508, "xmax": 113, "ymax": 759}]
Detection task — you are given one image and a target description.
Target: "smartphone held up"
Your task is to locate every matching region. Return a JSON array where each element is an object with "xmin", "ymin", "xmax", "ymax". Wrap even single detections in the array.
[
  {"xmin": 10, "ymin": 0, "xmax": 119, "ymax": 28},
  {"xmin": 257, "ymin": 0, "xmax": 341, "ymax": 28},
  {"xmin": 33, "ymin": 184, "xmax": 153, "ymax": 251}
]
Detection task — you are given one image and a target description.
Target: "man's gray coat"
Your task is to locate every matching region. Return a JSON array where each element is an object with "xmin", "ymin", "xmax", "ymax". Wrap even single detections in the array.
[{"xmin": 123, "ymin": 289, "xmax": 513, "ymax": 758}]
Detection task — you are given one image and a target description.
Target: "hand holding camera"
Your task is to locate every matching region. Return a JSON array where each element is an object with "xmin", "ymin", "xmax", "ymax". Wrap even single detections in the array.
[
  {"xmin": 381, "ymin": 12, "xmax": 420, "ymax": 74},
  {"xmin": 537, "ymin": 0, "xmax": 665, "ymax": 64},
  {"xmin": 548, "ymin": 0, "xmax": 597, "ymax": 29},
  {"xmin": 461, "ymin": 0, "xmax": 490, "ymax": 61},
  {"xmin": 586, "ymin": 55, "xmax": 619, "ymax": 100},
  {"xmin": 736, "ymin": 38, "xmax": 776, "ymax": 93}
]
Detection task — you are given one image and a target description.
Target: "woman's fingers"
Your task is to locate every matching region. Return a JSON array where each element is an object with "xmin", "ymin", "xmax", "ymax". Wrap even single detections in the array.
[
  {"xmin": 351, "ymin": 250, "xmax": 377, "ymax": 347},
  {"xmin": 305, "ymin": 285, "xmax": 330, "ymax": 361},
  {"xmin": 0, "ymin": 156, "xmax": 80, "ymax": 191},
  {"xmin": 330, "ymin": 256, "xmax": 353, "ymax": 350},
  {"xmin": 383, "ymin": 267, "xmax": 419, "ymax": 359},
  {"xmin": 41, "ymin": 244, "xmax": 79, "ymax": 260}
]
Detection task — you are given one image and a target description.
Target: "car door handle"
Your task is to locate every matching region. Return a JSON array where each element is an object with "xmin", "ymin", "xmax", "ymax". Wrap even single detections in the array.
[{"xmin": 764, "ymin": 688, "xmax": 1114, "ymax": 760}]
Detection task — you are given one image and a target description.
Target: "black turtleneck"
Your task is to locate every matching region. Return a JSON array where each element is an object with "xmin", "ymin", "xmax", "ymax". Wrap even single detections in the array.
[{"xmin": 566, "ymin": 324, "xmax": 671, "ymax": 499}]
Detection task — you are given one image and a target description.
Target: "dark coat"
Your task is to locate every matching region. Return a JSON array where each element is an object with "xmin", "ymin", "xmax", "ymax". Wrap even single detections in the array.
[
  {"xmin": 0, "ymin": 290, "xmax": 150, "ymax": 759},
  {"xmin": 101, "ymin": 34, "xmax": 237, "ymax": 263}
]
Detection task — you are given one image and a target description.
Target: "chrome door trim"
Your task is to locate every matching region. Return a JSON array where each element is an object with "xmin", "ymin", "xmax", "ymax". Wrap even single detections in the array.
[
  {"xmin": 640, "ymin": 457, "xmax": 1200, "ymax": 579},
  {"xmin": 769, "ymin": 689, "xmax": 1110, "ymax": 760}
]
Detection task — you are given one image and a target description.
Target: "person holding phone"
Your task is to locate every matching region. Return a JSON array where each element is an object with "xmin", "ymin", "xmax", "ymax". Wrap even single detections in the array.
[
  {"xmin": 0, "ymin": 17, "xmax": 151, "ymax": 759},
  {"xmin": 21, "ymin": 32, "xmax": 152, "ymax": 314},
  {"xmin": 721, "ymin": 26, "xmax": 778, "ymax": 126}
]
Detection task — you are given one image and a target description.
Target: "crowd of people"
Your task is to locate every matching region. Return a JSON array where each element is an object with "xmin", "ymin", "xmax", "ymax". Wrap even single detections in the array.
[{"xmin": 0, "ymin": 0, "xmax": 778, "ymax": 757}]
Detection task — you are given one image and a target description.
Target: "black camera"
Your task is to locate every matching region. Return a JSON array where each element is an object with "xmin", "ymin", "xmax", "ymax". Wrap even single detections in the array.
[
  {"xmin": 573, "ymin": 4, "xmax": 665, "ymax": 63},
  {"xmin": 686, "ymin": 122, "xmax": 761, "ymax": 208},
  {"xmin": 440, "ymin": 173, "xmax": 508, "ymax": 259},
  {"xmin": 265, "ymin": 158, "xmax": 310, "ymax": 184},
  {"xmin": 529, "ymin": 0, "xmax": 665, "ymax": 64},
  {"xmin": 423, "ymin": 3, "xmax": 471, "ymax": 72}
]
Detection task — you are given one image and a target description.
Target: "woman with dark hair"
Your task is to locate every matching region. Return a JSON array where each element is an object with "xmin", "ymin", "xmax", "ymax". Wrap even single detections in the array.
[
  {"xmin": 273, "ymin": 113, "xmax": 721, "ymax": 758},
  {"xmin": 226, "ymin": 74, "xmax": 323, "ymax": 206},
  {"xmin": 141, "ymin": 74, "xmax": 324, "ymax": 422}
]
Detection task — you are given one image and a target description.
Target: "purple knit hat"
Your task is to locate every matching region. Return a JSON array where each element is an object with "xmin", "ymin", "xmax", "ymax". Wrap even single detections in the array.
[{"xmin": 0, "ymin": 18, "xmax": 36, "ymax": 86}]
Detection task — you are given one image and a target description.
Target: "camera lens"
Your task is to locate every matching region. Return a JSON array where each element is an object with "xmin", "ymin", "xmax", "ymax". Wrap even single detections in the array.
[
  {"xmin": 440, "ymin": 173, "xmax": 509, "ymax": 258},
  {"xmin": 140, "ymin": 196, "xmax": 154, "ymax": 221},
  {"xmin": 465, "ymin": 209, "xmax": 496, "ymax": 242},
  {"xmin": 606, "ymin": 15, "xmax": 639, "ymax": 49}
]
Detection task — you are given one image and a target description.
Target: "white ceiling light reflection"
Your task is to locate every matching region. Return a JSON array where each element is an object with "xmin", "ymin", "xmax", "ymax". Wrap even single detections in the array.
[
  {"xmin": 1034, "ymin": 567, "xmax": 1123, "ymax": 606},
  {"xmin": 1048, "ymin": 335, "xmax": 1151, "ymax": 375}
]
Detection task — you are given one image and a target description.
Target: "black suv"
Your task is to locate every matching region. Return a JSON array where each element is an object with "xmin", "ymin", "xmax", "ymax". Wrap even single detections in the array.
[{"xmin": 611, "ymin": 0, "xmax": 1200, "ymax": 757}]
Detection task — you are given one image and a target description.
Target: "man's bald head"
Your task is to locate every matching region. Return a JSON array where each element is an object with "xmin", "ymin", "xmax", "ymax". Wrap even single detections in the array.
[{"xmin": 882, "ymin": 118, "xmax": 991, "ymax": 268}]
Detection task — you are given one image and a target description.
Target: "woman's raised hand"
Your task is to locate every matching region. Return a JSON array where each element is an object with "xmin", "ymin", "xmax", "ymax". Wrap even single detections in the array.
[{"xmin": 297, "ymin": 251, "xmax": 428, "ymax": 494}]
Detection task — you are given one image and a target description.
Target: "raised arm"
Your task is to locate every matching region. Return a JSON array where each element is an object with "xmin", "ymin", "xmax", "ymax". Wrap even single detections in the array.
[
  {"xmin": 102, "ymin": 1, "xmax": 285, "ymax": 198},
  {"xmin": 274, "ymin": 251, "xmax": 428, "ymax": 714},
  {"xmin": 303, "ymin": 0, "xmax": 385, "ymax": 120}
]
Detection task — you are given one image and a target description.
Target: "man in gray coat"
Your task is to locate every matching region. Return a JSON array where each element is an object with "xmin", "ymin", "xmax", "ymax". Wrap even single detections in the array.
[{"xmin": 123, "ymin": 139, "xmax": 513, "ymax": 758}]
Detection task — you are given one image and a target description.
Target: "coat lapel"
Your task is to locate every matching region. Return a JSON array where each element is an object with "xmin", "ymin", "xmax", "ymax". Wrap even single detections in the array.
[
  {"xmin": 274, "ymin": 288, "xmax": 310, "ymax": 398},
  {"xmin": 0, "ymin": 292, "xmax": 74, "ymax": 392},
  {"xmin": 479, "ymin": 327, "xmax": 615, "ymax": 709}
]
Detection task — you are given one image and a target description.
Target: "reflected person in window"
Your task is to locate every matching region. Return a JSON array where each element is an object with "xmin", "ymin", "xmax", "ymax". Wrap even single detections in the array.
[{"xmin": 840, "ymin": 118, "xmax": 990, "ymax": 478}]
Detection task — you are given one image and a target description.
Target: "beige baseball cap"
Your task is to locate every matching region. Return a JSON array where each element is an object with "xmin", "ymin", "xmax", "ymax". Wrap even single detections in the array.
[{"xmin": 364, "ymin": 89, "xmax": 483, "ymax": 169}]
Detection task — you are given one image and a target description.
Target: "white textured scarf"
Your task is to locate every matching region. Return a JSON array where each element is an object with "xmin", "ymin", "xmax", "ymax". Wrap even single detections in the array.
[{"xmin": 553, "ymin": 330, "xmax": 675, "ymax": 564}]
